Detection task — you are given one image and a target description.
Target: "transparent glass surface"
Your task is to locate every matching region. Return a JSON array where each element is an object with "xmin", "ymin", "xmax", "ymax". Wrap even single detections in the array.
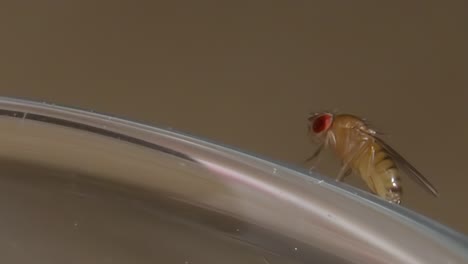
[{"xmin": 0, "ymin": 97, "xmax": 466, "ymax": 264}]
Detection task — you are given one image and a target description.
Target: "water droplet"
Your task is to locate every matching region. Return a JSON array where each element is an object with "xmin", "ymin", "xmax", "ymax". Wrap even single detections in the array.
[
  {"xmin": 317, "ymin": 180, "xmax": 324, "ymax": 184},
  {"xmin": 294, "ymin": 247, "xmax": 298, "ymax": 251},
  {"xmin": 236, "ymin": 228, "xmax": 240, "ymax": 232},
  {"xmin": 272, "ymin": 168, "xmax": 277, "ymax": 174}
]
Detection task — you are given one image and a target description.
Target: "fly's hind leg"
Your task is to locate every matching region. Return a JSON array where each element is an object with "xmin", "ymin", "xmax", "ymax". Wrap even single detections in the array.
[
  {"xmin": 336, "ymin": 167, "xmax": 352, "ymax": 182},
  {"xmin": 335, "ymin": 140, "xmax": 369, "ymax": 182}
]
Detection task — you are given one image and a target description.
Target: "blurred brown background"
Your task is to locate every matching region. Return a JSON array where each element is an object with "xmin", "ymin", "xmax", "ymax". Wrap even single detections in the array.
[{"xmin": 0, "ymin": 2, "xmax": 466, "ymax": 235}]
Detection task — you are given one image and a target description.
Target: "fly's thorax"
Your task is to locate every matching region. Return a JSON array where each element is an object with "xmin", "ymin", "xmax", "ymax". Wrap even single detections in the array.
[{"xmin": 327, "ymin": 115, "xmax": 369, "ymax": 160}]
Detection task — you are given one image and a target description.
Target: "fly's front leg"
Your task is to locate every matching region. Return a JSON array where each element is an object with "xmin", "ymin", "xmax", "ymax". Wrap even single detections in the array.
[
  {"xmin": 305, "ymin": 135, "xmax": 329, "ymax": 174},
  {"xmin": 305, "ymin": 143, "xmax": 324, "ymax": 174},
  {"xmin": 305, "ymin": 143, "xmax": 324, "ymax": 163}
]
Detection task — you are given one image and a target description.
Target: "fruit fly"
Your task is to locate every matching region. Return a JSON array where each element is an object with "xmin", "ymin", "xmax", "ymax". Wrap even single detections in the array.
[{"xmin": 306, "ymin": 111, "xmax": 439, "ymax": 204}]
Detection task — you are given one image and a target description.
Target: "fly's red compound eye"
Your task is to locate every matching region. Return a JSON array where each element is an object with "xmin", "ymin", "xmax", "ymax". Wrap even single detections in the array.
[{"xmin": 310, "ymin": 114, "xmax": 332, "ymax": 133}]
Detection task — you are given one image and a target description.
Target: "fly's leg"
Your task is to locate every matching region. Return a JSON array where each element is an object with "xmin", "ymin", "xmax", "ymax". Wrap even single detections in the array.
[
  {"xmin": 335, "ymin": 140, "xmax": 369, "ymax": 182},
  {"xmin": 305, "ymin": 143, "xmax": 324, "ymax": 163},
  {"xmin": 335, "ymin": 128, "xmax": 357, "ymax": 181},
  {"xmin": 305, "ymin": 143, "xmax": 324, "ymax": 174},
  {"xmin": 305, "ymin": 135, "xmax": 330, "ymax": 174},
  {"xmin": 336, "ymin": 168, "xmax": 352, "ymax": 182},
  {"xmin": 366, "ymin": 144, "xmax": 377, "ymax": 192}
]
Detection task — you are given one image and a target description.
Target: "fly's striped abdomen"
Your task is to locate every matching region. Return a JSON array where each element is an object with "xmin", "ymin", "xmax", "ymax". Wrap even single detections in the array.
[
  {"xmin": 371, "ymin": 146, "xmax": 402, "ymax": 204},
  {"xmin": 350, "ymin": 142, "xmax": 402, "ymax": 204}
]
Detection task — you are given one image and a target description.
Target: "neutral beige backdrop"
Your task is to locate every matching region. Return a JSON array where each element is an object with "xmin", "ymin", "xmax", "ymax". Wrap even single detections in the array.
[{"xmin": 0, "ymin": 2, "xmax": 466, "ymax": 235}]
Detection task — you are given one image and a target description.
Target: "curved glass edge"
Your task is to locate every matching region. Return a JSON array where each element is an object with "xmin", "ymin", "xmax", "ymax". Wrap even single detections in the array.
[{"xmin": 0, "ymin": 96, "xmax": 467, "ymax": 255}]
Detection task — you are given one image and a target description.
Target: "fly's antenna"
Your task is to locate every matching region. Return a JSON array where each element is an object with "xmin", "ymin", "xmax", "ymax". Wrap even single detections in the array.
[
  {"xmin": 329, "ymin": 107, "xmax": 340, "ymax": 115},
  {"xmin": 307, "ymin": 107, "xmax": 337, "ymax": 118}
]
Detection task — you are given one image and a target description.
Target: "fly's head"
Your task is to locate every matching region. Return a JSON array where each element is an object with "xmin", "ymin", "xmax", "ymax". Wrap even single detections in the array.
[{"xmin": 307, "ymin": 112, "xmax": 334, "ymax": 144}]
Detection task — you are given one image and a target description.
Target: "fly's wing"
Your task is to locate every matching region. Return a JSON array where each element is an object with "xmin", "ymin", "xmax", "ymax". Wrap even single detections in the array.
[{"xmin": 360, "ymin": 130, "xmax": 439, "ymax": 197}]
